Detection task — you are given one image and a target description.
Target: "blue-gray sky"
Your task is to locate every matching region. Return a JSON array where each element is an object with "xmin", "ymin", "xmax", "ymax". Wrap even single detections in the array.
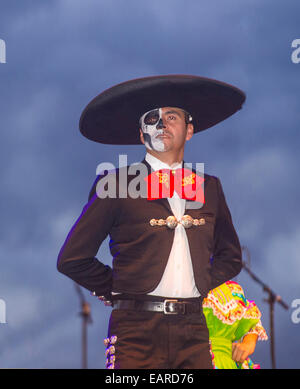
[{"xmin": 0, "ymin": 0, "xmax": 299, "ymax": 369}]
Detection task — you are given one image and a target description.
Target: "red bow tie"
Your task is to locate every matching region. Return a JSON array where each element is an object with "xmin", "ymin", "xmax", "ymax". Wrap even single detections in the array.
[{"xmin": 144, "ymin": 168, "xmax": 205, "ymax": 203}]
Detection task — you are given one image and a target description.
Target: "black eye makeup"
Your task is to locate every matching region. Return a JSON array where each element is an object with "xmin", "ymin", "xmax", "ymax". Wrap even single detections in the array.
[{"xmin": 143, "ymin": 109, "xmax": 160, "ymax": 126}]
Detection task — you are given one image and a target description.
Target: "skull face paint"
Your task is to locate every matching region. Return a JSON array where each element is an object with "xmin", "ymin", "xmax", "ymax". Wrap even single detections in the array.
[
  {"xmin": 140, "ymin": 107, "xmax": 193, "ymax": 152},
  {"xmin": 140, "ymin": 108, "xmax": 166, "ymax": 152}
]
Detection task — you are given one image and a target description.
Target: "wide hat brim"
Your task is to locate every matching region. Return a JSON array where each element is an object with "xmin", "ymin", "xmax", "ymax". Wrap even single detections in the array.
[{"xmin": 79, "ymin": 74, "xmax": 246, "ymax": 145}]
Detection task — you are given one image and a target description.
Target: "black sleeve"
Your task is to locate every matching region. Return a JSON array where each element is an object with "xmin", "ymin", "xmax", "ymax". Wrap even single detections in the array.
[
  {"xmin": 210, "ymin": 177, "xmax": 242, "ymax": 290},
  {"xmin": 56, "ymin": 174, "xmax": 117, "ymax": 299}
]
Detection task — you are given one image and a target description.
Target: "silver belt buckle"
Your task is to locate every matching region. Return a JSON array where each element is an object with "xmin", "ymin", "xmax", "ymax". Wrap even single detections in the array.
[{"xmin": 163, "ymin": 299, "xmax": 179, "ymax": 315}]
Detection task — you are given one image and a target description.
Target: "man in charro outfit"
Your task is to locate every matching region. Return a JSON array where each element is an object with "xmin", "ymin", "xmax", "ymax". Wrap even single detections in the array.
[{"xmin": 57, "ymin": 75, "xmax": 245, "ymax": 369}]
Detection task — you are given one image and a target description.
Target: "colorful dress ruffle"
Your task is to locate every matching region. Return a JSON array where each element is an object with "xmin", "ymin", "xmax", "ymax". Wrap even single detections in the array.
[{"xmin": 203, "ymin": 280, "xmax": 268, "ymax": 369}]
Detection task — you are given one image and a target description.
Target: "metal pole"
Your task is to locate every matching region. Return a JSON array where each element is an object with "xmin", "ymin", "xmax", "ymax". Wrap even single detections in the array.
[
  {"xmin": 81, "ymin": 301, "xmax": 91, "ymax": 369},
  {"xmin": 263, "ymin": 286, "xmax": 283, "ymax": 370},
  {"xmin": 269, "ymin": 294, "xmax": 276, "ymax": 369},
  {"xmin": 74, "ymin": 283, "xmax": 92, "ymax": 369},
  {"xmin": 241, "ymin": 246, "xmax": 289, "ymax": 369}
]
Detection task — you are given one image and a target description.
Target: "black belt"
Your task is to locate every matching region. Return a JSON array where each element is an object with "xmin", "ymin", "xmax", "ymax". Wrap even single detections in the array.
[{"xmin": 113, "ymin": 298, "xmax": 203, "ymax": 315}]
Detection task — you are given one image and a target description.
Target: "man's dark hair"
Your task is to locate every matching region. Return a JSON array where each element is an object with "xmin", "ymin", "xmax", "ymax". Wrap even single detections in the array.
[{"xmin": 183, "ymin": 110, "xmax": 193, "ymax": 125}]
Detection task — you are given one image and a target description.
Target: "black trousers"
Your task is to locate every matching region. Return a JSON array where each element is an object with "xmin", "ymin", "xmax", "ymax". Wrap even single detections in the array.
[{"xmin": 105, "ymin": 295, "xmax": 213, "ymax": 369}]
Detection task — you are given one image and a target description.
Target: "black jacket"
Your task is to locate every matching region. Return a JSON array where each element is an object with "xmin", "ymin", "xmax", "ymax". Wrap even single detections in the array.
[{"xmin": 57, "ymin": 159, "xmax": 242, "ymax": 299}]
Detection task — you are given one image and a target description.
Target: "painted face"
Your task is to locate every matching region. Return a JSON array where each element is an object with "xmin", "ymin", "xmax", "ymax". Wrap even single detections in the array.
[{"xmin": 139, "ymin": 108, "xmax": 166, "ymax": 152}]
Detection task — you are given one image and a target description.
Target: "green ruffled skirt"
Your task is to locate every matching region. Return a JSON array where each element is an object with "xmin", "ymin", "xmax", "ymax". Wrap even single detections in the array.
[{"xmin": 210, "ymin": 337, "xmax": 259, "ymax": 369}]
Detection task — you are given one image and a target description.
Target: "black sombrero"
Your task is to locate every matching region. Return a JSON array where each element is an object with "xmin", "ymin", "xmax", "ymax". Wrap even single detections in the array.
[{"xmin": 79, "ymin": 74, "xmax": 246, "ymax": 145}]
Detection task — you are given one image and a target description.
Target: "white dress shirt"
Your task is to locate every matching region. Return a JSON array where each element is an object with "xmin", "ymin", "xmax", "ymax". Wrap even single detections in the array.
[{"xmin": 146, "ymin": 153, "xmax": 201, "ymax": 298}]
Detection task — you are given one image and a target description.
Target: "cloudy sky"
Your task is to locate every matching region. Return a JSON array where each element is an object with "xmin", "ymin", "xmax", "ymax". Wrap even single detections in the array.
[{"xmin": 0, "ymin": 0, "xmax": 299, "ymax": 369}]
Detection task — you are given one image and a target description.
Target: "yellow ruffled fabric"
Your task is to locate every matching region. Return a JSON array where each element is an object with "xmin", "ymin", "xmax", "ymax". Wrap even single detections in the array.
[{"xmin": 203, "ymin": 280, "xmax": 267, "ymax": 338}]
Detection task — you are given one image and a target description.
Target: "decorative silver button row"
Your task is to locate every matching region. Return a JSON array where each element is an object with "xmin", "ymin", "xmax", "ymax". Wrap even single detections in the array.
[
  {"xmin": 149, "ymin": 215, "xmax": 206, "ymax": 229},
  {"xmin": 105, "ymin": 345, "xmax": 115, "ymax": 356},
  {"xmin": 104, "ymin": 336, "xmax": 117, "ymax": 347},
  {"xmin": 104, "ymin": 336, "xmax": 117, "ymax": 369}
]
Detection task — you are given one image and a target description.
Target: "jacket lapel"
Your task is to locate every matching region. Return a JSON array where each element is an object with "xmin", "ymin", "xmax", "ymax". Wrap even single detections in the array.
[{"xmin": 141, "ymin": 158, "xmax": 174, "ymax": 215}]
